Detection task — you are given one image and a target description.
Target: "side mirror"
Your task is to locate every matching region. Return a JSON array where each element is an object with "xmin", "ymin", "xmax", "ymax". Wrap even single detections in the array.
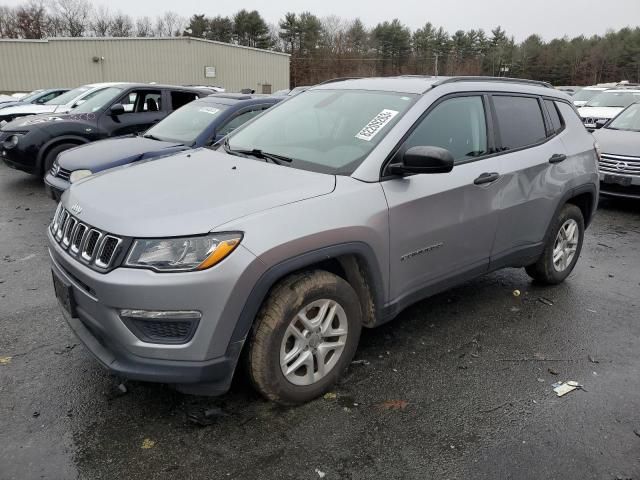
[
  {"xmin": 389, "ymin": 146, "xmax": 454, "ymax": 176},
  {"xmin": 110, "ymin": 104, "xmax": 125, "ymax": 116},
  {"xmin": 595, "ymin": 119, "xmax": 608, "ymax": 129}
]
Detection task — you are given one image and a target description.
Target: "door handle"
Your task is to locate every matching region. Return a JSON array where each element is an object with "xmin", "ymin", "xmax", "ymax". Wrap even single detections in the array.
[
  {"xmin": 474, "ymin": 172, "xmax": 500, "ymax": 185},
  {"xmin": 549, "ymin": 153, "xmax": 567, "ymax": 164}
]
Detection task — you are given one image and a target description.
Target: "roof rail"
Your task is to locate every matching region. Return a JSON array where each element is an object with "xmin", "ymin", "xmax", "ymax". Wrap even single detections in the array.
[
  {"xmin": 433, "ymin": 76, "xmax": 553, "ymax": 89},
  {"xmin": 317, "ymin": 77, "xmax": 363, "ymax": 85}
]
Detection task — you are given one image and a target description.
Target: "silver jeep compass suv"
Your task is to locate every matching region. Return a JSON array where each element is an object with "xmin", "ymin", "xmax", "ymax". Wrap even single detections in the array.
[{"xmin": 48, "ymin": 77, "xmax": 599, "ymax": 404}]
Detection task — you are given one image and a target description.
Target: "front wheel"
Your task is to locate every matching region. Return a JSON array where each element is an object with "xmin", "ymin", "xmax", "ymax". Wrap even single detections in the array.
[
  {"xmin": 247, "ymin": 270, "xmax": 362, "ymax": 405},
  {"xmin": 525, "ymin": 203, "xmax": 585, "ymax": 284}
]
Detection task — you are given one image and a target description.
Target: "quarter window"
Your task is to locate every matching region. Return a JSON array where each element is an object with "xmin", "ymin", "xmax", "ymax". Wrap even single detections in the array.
[
  {"xmin": 493, "ymin": 96, "xmax": 546, "ymax": 150},
  {"xmin": 399, "ymin": 96, "xmax": 488, "ymax": 163},
  {"xmin": 544, "ymin": 99, "xmax": 564, "ymax": 134}
]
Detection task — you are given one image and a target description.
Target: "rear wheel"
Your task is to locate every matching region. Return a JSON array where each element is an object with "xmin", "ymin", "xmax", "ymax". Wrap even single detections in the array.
[
  {"xmin": 247, "ymin": 270, "xmax": 362, "ymax": 405},
  {"xmin": 525, "ymin": 203, "xmax": 584, "ymax": 284},
  {"xmin": 42, "ymin": 143, "xmax": 78, "ymax": 177}
]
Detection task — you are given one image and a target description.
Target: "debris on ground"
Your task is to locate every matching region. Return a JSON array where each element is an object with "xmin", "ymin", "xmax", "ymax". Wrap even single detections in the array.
[
  {"xmin": 510, "ymin": 306, "xmax": 520, "ymax": 312},
  {"xmin": 548, "ymin": 368, "xmax": 559, "ymax": 375},
  {"xmin": 552, "ymin": 381, "xmax": 583, "ymax": 397},
  {"xmin": 315, "ymin": 468, "xmax": 326, "ymax": 478},
  {"xmin": 323, "ymin": 392, "xmax": 337, "ymax": 400},
  {"xmin": 634, "ymin": 429, "xmax": 640, "ymax": 439},
  {"xmin": 0, "ymin": 356, "xmax": 12, "ymax": 365},
  {"xmin": 586, "ymin": 309, "xmax": 597, "ymax": 313},
  {"xmin": 141, "ymin": 438, "xmax": 155, "ymax": 449},
  {"xmin": 537, "ymin": 378, "xmax": 545, "ymax": 383},
  {"xmin": 54, "ymin": 344, "xmax": 78, "ymax": 355},
  {"xmin": 588, "ymin": 355, "xmax": 599, "ymax": 364},
  {"xmin": 351, "ymin": 359, "xmax": 370, "ymax": 366},
  {"xmin": 512, "ymin": 289, "xmax": 521, "ymax": 297},
  {"xmin": 538, "ymin": 297, "xmax": 554, "ymax": 306},
  {"xmin": 377, "ymin": 400, "xmax": 408, "ymax": 410},
  {"xmin": 186, "ymin": 406, "xmax": 228, "ymax": 426},
  {"xmin": 32, "ymin": 411, "xmax": 40, "ymax": 417}
]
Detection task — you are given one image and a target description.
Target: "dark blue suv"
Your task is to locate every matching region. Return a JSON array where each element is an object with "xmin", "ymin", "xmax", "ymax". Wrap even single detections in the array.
[{"xmin": 45, "ymin": 94, "xmax": 281, "ymax": 199}]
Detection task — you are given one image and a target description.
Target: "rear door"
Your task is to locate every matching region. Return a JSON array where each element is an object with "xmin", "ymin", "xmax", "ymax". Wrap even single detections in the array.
[
  {"xmin": 99, "ymin": 88, "xmax": 165, "ymax": 137},
  {"xmin": 489, "ymin": 94, "xmax": 568, "ymax": 266},
  {"xmin": 382, "ymin": 94, "xmax": 504, "ymax": 303}
]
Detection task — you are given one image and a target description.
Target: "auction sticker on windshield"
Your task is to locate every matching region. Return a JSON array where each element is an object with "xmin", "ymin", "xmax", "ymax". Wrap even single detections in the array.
[
  {"xmin": 199, "ymin": 107, "xmax": 221, "ymax": 115},
  {"xmin": 355, "ymin": 109, "xmax": 399, "ymax": 141}
]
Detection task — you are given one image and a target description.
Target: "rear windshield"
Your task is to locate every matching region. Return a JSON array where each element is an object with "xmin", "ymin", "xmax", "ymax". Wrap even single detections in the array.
[
  {"xmin": 585, "ymin": 91, "xmax": 640, "ymax": 108},
  {"xmin": 46, "ymin": 86, "xmax": 90, "ymax": 105},
  {"xmin": 227, "ymin": 89, "xmax": 416, "ymax": 175}
]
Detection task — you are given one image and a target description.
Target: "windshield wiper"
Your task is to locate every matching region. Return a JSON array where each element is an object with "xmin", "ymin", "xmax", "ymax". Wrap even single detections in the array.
[
  {"xmin": 143, "ymin": 134, "xmax": 163, "ymax": 141},
  {"xmin": 223, "ymin": 139, "xmax": 293, "ymax": 165}
]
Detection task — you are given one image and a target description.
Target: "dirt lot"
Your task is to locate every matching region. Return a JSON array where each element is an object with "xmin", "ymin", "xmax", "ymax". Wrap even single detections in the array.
[{"xmin": 1, "ymin": 163, "xmax": 639, "ymax": 480}]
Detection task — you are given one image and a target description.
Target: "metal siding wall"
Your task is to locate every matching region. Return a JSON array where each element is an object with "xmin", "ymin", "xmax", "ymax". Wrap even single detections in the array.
[{"xmin": 0, "ymin": 38, "xmax": 289, "ymax": 93}]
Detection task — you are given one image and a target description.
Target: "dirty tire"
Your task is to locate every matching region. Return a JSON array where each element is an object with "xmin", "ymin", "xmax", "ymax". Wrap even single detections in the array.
[
  {"xmin": 247, "ymin": 270, "xmax": 362, "ymax": 405},
  {"xmin": 526, "ymin": 203, "xmax": 584, "ymax": 285},
  {"xmin": 42, "ymin": 143, "xmax": 77, "ymax": 177}
]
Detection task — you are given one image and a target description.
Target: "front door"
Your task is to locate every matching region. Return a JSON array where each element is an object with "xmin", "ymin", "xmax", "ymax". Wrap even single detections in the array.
[
  {"xmin": 99, "ymin": 89, "xmax": 165, "ymax": 137},
  {"xmin": 382, "ymin": 94, "xmax": 504, "ymax": 304}
]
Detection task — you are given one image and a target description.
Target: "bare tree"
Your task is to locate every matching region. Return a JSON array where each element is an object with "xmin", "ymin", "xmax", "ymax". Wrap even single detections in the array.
[
  {"xmin": 136, "ymin": 16, "xmax": 153, "ymax": 37},
  {"xmin": 155, "ymin": 11, "xmax": 183, "ymax": 37},
  {"xmin": 0, "ymin": 6, "xmax": 19, "ymax": 38},
  {"xmin": 109, "ymin": 12, "xmax": 133, "ymax": 37},
  {"xmin": 92, "ymin": 5, "xmax": 112, "ymax": 37},
  {"xmin": 53, "ymin": 0, "xmax": 92, "ymax": 37}
]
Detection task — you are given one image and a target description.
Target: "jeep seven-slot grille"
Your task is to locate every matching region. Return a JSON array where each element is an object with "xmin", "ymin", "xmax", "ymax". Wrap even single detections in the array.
[{"xmin": 50, "ymin": 204, "xmax": 122, "ymax": 270}]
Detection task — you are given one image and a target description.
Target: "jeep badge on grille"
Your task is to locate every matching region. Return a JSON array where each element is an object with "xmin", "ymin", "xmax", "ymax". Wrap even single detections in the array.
[{"xmin": 70, "ymin": 204, "xmax": 82, "ymax": 215}]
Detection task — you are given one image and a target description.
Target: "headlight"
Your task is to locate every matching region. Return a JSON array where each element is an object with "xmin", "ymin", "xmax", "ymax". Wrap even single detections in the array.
[
  {"xmin": 69, "ymin": 169, "xmax": 92, "ymax": 183},
  {"xmin": 3, "ymin": 134, "xmax": 21, "ymax": 150},
  {"xmin": 124, "ymin": 233, "xmax": 242, "ymax": 272}
]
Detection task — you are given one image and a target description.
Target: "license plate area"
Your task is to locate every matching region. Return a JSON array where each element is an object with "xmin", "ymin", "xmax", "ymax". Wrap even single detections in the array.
[
  {"xmin": 603, "ymin": 174, "xmax": 632, "ymax": 186},
  {"xmin": 52, "ymin": 270, "xmax": 78, "ymax": 318}
]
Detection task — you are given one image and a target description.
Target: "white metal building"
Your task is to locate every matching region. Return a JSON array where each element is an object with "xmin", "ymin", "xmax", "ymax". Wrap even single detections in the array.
[{"xmin": 0, "ymin": 37, "xmax": 290, "ymax": 94}]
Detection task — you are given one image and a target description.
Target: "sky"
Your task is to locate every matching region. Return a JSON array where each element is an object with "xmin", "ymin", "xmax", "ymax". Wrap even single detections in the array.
[{"xmin": 4, "ymin": 0, "xmax": 640, "ymax": 41}]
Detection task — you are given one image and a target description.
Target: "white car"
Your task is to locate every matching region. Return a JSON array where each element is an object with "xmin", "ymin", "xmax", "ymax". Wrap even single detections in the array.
[
  {"xmin": 0, "ymin": 83, "xmax": 126, "ymax": 126},
  {"xmin": 578, "ymin": 89, "xmax": 640, "ymax": 130},
  {"xmin": 572, "ymin": 86, "xmax": 609, "ymax": 108}
]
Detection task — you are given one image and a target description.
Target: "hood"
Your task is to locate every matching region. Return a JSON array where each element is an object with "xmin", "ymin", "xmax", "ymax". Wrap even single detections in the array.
[
  {"xmin": 0, "ymin": 104, "xmax": 56, "ymax": 117},
  {"xmin": 63, "ymin": 148, "xmax": 336, "ymax": 238},
  {"xmin": 58, "ymin": 136, "xmax": 185, "ymax": 172},
  {"xmin": 592, "ymin": 128, "xmax": 640, "ymax": 157},
  {"xmin": 578, "ymin": 106, "xmax": 624, "ymax": 119},
  {"xmin": 3, "ymin": 111, "xmax": 98, "ymax": 131}
]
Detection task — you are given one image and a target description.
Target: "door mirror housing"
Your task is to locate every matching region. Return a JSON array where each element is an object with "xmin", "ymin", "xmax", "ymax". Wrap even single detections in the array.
[
  {"xmin": 110, "ymin": 104, "xmax": 125, "ymax": 116},
  {"xmin": 389, "ymin": 146, "xmax": 455, "ymax": 176}
]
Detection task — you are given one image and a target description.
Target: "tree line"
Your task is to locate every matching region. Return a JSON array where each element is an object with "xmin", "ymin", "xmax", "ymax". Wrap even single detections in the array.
[{"xmin": 2, "ymin": 0, "xmax": 640, "ymax": 87}]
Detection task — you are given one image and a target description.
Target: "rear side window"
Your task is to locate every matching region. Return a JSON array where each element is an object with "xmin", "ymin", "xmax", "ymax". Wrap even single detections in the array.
[
  {"xmin": 493, "ymin": 95, "xmax": 546, "ymax": 150},
  {"xmin": 171, "ymin": 91, "xmax": 199, "ymax": 110},
  {"xmin": 544, "ymin": 99, "xmax": 564, "ymax": 134}
]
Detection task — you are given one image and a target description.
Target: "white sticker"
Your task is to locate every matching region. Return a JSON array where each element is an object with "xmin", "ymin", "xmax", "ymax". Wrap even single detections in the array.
[
  {"xmin": 355, "ymin": 109, "xmax": 399, "ymax": 141},
  {"xmin": 199, "ymin": 107, "xmax": 221, "ymax": 115}
]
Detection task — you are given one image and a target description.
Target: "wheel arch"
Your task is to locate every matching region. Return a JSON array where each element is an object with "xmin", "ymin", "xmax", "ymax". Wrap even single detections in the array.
[
  {"xmin": 230, "ymin": 242, "xmax": 386, "ymax": 344},
  {"xmin": 37, "ymin": 136, "xmax": 89, "ymax": 174}
]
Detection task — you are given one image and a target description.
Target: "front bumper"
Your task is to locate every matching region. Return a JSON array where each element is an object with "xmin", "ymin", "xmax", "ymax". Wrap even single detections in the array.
[
  {"xmin": 48, "ymin": 228, "xmax": 266, "ymax": 394},
  {"xmin": 599, "ymin": 171, "xmax": 640, "ymax": 199},
  {"xmin": 44, "ymin": 172, "xmax": 68, "ymax": 200}
]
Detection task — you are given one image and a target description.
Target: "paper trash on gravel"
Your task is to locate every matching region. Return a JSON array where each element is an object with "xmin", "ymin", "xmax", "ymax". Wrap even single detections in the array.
[{"xmin": 552, "ymin": 381, "xmax": 582, "ymax": 397}]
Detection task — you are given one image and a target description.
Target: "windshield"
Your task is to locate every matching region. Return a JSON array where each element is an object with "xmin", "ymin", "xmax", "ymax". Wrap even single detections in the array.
[
  {"xmin": 227, "ymin": 89, "xmax": 416, "ymax": 175},
  {"xmin": 607, "ymin": 103, "xmax": 640, "ymax": 131},
  {"xmin": 585, "ymin": 91, "xmax": 640, "ymax": 108},
  {"xmin": 46, "ymin": 86, "xmax": 90, "ymax": 105},
  {"xmin": 73, "ymin": 87, "xmax": 124, "ymax": 113},
  {"xmin": 573, "ymin": 89, "xmax": 602, "ymax": 102},
  {"xmin": 145, "ymin": 102, "xmax": 229, "ymax": 143},
  {"xmin": 19, "ymin": 90, "xmax": 44, "ymax": 103}
]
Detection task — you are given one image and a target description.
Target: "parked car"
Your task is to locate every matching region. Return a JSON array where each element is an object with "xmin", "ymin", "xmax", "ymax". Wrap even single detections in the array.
[
  {"xmin": 1, "ymin": 84, "xmax": 209, "ymax": 176},
  {"xmin": 44, "ymin": 94, "xmax": 281, "ymax": 198},
  {"xmin": 0, "ymin": 88, "xmax": 69, "ymax": 111},
  {"xmin": 578, "ymin": 88, "xmax": 640, "ymax": 129},
  {"xmin": 0, "ymin": 83, "xmax": 121, "ymax": 125},
  {"xmin": 48, "ymin": 76, "xmax": 598, "ymax": 404},
  {"xmin": 556, "ymin": 86, "xmax": 581, "ymax": 96},
  {"xmin": 592, "ymin": 102, "xmax": 640, "ymax": 198},
  {"xmin": 571, "ymin": 86, "xmax": 609, "ymax": 107}
]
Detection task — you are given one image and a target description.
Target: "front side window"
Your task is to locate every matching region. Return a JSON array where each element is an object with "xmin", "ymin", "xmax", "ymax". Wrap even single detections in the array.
[
  {"xmin": 398, "ymin": 95, "xmax": 488, "ymax": 163},
  {"xmin": 144, "ymin": 101, "xmax": 229, "ymax": 144},
  {"xmin": 607, "ymin": 103, "xmax": 640, "ymax": 131},
  {"xmin": 227, "ymin": 89, "xmax": 416, "ymax": 175},
  {"xmin": 217, "ymin": 109, "xmax": 264, "ymax": 137},
  {"xmin": 493, "ymin": 96, "xmax": 546, "ymax": 150}
]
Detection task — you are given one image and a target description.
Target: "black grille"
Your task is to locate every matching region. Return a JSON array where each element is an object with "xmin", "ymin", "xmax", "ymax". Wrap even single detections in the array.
[
  {"xmin": 56, "ymin": 168, "xmax": 72, "ymax": 181},
  {"xmin": 135, "ymin": 319, "xmax": 194, "ymax": 342},
  {"xmin": 84, "ymin": 231, "xmax": 100, "ymax": 258},
  {"xmin": 97, "ymin": 237, "xmax": 119, "ymax": 266},
  {"xmin": 71, "ymin": 224, "xmax": 86, "ymax": 251}
]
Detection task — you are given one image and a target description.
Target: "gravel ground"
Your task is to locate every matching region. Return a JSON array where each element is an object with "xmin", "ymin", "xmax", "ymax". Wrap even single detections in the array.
[{"xmin": 1, "ymin": 163, "xmax": 639, "ymax": 480}]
